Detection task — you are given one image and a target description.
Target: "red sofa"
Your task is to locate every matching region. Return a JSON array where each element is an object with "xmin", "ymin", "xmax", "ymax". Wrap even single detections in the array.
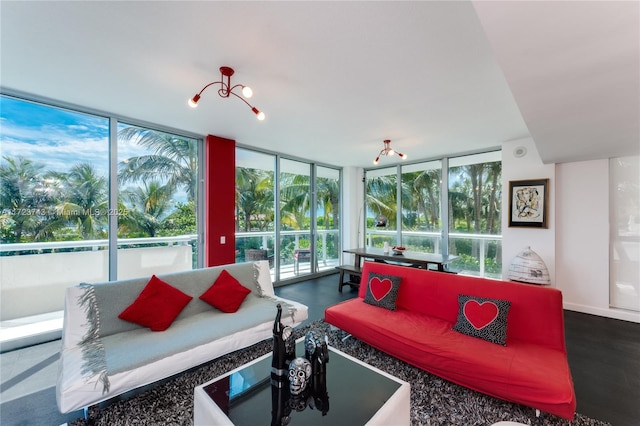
[{"xmin": 324, "ymin": 261, "xmax": 576, "ymax": 420}]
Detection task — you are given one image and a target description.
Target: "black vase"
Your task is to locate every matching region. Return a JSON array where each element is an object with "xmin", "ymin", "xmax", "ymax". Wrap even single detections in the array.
[{"xmin": 271, "ymin": 304, "xmax": 295, "ymax": 382}]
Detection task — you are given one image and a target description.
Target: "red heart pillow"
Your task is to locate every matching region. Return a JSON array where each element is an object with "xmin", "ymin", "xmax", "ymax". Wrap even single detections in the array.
[
  {"xmin": 452, "ymin": 295, "xmax": 511, "ymax": 345},
  {"xmin": 363, "ymin": 272, "xmax": 402, "ymax": 311},
  {"xmin": 463, "ymin": 300, "xmax": 499, "ymax": 330},
  {"xmin": 369, "ymin": 277, "xmax": 393, "ymax": 301}
]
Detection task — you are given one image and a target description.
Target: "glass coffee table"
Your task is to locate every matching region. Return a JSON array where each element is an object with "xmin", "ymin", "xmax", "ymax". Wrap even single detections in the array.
[{"xmin": 194, "ymin": 338, "xmax": 410, "ymax": 425}]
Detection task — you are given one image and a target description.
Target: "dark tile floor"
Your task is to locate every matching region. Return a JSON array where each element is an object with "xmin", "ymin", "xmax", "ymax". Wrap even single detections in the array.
[
  {"xmin": 563, "ymin": 309, "xmax": 640, "ymax": 425},
  {"xmin": 1, "ymin": 273, "xmax": 638, "ymax": 425}
]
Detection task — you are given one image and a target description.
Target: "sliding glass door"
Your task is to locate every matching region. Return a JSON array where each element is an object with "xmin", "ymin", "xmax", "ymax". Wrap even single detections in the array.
[
  {"xmin": 235, "ymin": 148, "xmax": 341, "ymax": 283},
  {"xmin": 316, "ymin": 166, "xmax": 341, "ymax": 273},
  {"xmin": 279, "ymin": 159, "xmax": 313, "ymax": 279},
  {"xmin": 235, "ymin": 149, "xmax": 276, "ymax": 278}
]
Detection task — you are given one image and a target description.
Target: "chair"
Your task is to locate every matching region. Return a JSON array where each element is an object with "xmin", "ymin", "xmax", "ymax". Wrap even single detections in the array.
[
  {"xmin": 245, "ymin": 249, "xmax": 274, "ymax": 267},
  {"xmin": 293, "ymin": 248, "xmax": 316, "ymax": 275}
]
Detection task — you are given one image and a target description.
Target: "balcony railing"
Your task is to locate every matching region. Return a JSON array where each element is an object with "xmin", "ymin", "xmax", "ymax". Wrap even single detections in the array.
[
  {"xmin": 1, "ymin": 230, "xmax": 341, "ymax": 322},
  {"xmin": 236, "ymin": 229, "xmax": 341, "ymax": 280},
  {"xmin": 365, "ymin": 229, "xmax": 503, "ymax": 279}
]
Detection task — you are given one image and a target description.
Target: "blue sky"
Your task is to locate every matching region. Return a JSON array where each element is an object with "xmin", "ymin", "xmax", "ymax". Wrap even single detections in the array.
[
  {"xmin": 0, "ymin": 96, "xmax": 154, "ymax": 177},
  {"xmin": 0, "ymin": 96, "xmax": 188, "ymax": 203}
]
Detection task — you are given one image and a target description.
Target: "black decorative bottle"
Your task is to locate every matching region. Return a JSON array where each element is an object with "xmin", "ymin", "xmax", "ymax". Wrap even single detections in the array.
[{"xmin": 271, "ymin": 303, "xmax": 295, "ymax": 382}]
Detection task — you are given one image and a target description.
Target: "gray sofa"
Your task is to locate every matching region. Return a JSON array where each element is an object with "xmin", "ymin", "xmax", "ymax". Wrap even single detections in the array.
[{"xmin": 56, "ymin": 260, "xmax": 308, "ymax": 413}]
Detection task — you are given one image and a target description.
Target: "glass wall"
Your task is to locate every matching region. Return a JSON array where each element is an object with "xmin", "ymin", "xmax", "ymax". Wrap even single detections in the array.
[
  {"xmin": 316, "ymin": 166, "xmax": 341, "ymax": 273},
  {"xmin": 365, "ymin": 166, "xmax": 398, "ymax": 248},
  {"xmin": 610, "ymin": 155, "xmax": 640, "ymax": 311},
  {"xmin": 401, "ymin": 160, "xmax": 442, "ymax": 253},
  {"xmin": 448, "ymin": 151, "xmax": 502, "ymax": 277},
  {"xmin": 0, "ymin": 95, "xmax": 203, "ymax": 329},
  {"xmin": 363, "ymin": 151, "xmax": 502, "ymax": 278},
  {"xmin": 235, "ymin": 149, "xmax": 341, "ymax": 282},
  {"xmin": 117, "ymin": 123, "xmax": 199, "ymax": 278},
  {"xmin": 0, "ymin": 96, "xmax": 109, "ymax": 321},
  {"xmin": 279, "ymin": 159, "xmax": 313, "ymax": 278},
  {"xmin": 235, "ymin": 148, "xmax": 276, "ymax": 271}
]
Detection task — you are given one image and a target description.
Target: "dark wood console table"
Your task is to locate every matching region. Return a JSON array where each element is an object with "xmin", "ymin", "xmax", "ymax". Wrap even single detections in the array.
[{"xmin": 336, "ymin": 247, "xmax": 458, "ymax": 292}]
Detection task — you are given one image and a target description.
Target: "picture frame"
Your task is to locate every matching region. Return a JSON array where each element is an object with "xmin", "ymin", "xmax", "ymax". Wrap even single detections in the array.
[{"xmin": 508, "ymin": 178, "xmax": 549, "ymax": 228}]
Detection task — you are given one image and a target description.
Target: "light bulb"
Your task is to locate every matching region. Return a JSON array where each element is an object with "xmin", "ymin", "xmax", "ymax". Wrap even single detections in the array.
[
  {"xmin": 188, "ymin": 94, "xmax": 200, "ymax": 108},
  {"xmin": 373, "ymin": 157, "xmax": 380, "ymax": 165},
  {"xmin": 242, "ymin": 86, "xmax": 253, "ymax": 98},
  {"xmin": 252, "ymin": 107, "xmax": 265, "ymax": 121},
  {"xmin": 388, "ymin": 149, "xmax": 395, "ymax": 156}
]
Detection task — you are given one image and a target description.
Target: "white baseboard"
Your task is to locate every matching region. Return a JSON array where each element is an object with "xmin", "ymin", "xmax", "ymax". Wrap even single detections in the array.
[{"xmin": 563, "ymin": 302, "xmax": 640, "ymax": 324}]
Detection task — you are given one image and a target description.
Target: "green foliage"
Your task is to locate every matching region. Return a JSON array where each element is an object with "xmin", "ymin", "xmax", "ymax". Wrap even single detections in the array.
[{"xmin": 158, "ymin": 201, "xmax": 196, "ymax": 236}]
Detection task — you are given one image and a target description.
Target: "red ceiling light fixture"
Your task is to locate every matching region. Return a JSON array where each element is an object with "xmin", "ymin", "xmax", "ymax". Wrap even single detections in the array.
[
  {"xmin": 373, "ymin": 139, "xmax": 407, "ymax": 165},
  {"xmin": 188, "ymin": 66, "xmax": 265, "ymax": 121}
]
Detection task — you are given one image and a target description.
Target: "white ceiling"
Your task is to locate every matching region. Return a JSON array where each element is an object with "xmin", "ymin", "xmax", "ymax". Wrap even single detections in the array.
[{"xmin": 1, "ymin": 1, "xmax": 638, "ymax": 168}]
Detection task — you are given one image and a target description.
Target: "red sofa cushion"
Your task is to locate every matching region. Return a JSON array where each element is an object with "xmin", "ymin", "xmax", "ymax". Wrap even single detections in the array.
[
  {"xmin": 199, "ymin": 269, "xmax": 251, "ymax": 313},
  {"xmin": 118, "ymin": 275, "xmax": 193, "ymax": 331}
]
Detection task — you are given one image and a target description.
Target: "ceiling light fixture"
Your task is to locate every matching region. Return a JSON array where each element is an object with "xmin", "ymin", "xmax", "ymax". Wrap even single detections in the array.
[
  {"xmin": 373, "ymin": 139, "xmax": 407, "ymax": 165},
  {"xmin": 188, "ymin": 66, "xmax": 265, "ymax": 120}
]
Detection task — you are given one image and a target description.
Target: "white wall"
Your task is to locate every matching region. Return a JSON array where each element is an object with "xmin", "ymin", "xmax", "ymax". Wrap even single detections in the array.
[
  {"xmin": 502, "ymin": 138, "xmax": 556, "ymax": 285},
  {"xmin": 503, "ymin": 138, "xmax": 640, "ymax": 323},
  {"xmin": 556, "ymin": 160, "xmax": 639, "ymax": 323}
]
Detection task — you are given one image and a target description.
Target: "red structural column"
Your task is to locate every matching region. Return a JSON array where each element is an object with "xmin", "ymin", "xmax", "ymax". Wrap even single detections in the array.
[{"xmin": 205, "ymin": 135, "xmax": 236, "ymax": 266}]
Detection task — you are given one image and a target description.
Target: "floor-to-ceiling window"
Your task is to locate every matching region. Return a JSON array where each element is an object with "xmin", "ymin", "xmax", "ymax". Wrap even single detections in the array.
[
  {"xmin": 401, "ymin": 160, "xmax": 442, "ymax": 253},
  {"xmin": 447, "ymin": 151, "xmax": 502, "ymax": 277},
  {"xmin": 363, "ymin": 150, "xmax": 502, "ymax": 278},
  {"xmin": 235, "ymin": 148, "xmax": 341, "ymax": 283},
  {"xmin": 279, "ymin": 159, "xmax": 313, "ymax": 279},
  {"xmin": 0, "ymin": 94, "xmax": 203, "ymax": 347},
  {"xmin": 365, "ymin": 166, "xmax": 398, "ymax": 248},
  {"xmin": 235, "ymin": 148, "xmax": 276, "ymax": 276},
  {"xmin": 117, "ymin": 123, "xmax": 200, "ymax": 278},
  {"xmin": 315, "ymin": 166, "xmax": 341, "ymax": 274},
  {"xmin": 0, "ymin": 96, "xmax": 109, "ymax": 322}
]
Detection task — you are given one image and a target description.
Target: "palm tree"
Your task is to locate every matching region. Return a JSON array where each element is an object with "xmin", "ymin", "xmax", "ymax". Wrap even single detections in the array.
[
  {"xmin": 279, "ymin": 172, "xmax": 311, "ymax": 230},
  {"xmin": 120, "ymin": 180, "xmax": 173, "ymax": 237},
  {"xmin": 407, "ymin": 168, "xmax": 440, "ymax": 231},
  {"xmin": 365, "ymin": 174, "xmax": 396, "ymax": 229},
  {"xmin": 235, "ymin": 167, "xmax": 274, "ymax": 232},
  {"xmin": 315, "ymin": 175, "xmax": 340, "ymax": 230},
  {"xmin": 52, "ymin": 163, "xmax": 108, "ymax": 239},
  {"xmin": 424, "ymin": 170, "xmax": 442, "ymax": 230},
  {"xmin": 485, "ymin": 162, "xmax": 501, "ymax": 234},
  {"xmin": 0, "ymin": 156, "xmax": 62, "ymax": 243},
  {"xmin": 118, "ymin": 126, "xmax": 198, "ymax": 202}
]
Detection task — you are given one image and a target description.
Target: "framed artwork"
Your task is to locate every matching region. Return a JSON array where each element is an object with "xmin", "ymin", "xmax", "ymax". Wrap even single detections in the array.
[{"xmin": 508, "ymin": 179, "xmax": 549, "ymax": 228}]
